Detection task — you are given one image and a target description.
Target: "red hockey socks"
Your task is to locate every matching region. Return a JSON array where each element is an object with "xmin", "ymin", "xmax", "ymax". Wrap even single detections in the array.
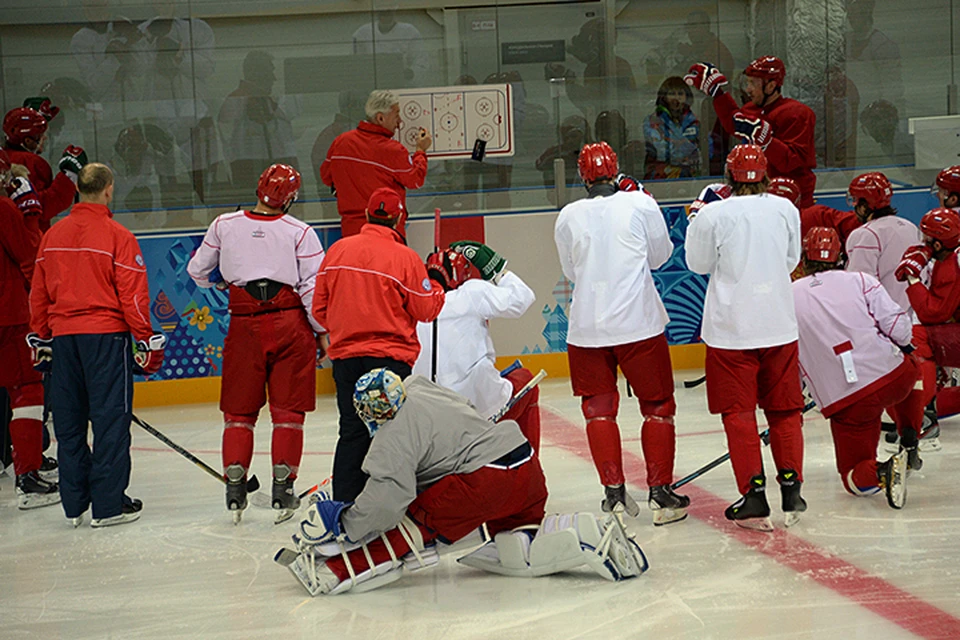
[
  {"xmin": 586, "ymin": 418, "xmax": 624, "ymax": 486},
  {"xmin": 222, "ymin": 413, "xmax": 256, "ymax": 475},
  {"xmin": 765, "ymin": 409, "xmax": 804, "ymax": 483},
  {"xmin": 270, "ymin": 408, "xmax": 305, "ymax": 479},
  {"xmin": 721, "ymin": 411, "xmax": 764, "ymax": 495},
  {"xmin": 640, "ymin": 416, "xmax": 676, "ymax": 487}
]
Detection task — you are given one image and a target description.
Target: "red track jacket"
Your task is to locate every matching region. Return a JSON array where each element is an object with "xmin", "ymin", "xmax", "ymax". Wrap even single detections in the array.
[
  {"xmin": 0, "ymin": 198, "xmax": 41, "ymax": 327},
  {"xmin": 801, "ymin": 204, "xmax": 860, "ymax": 247},
  {"xmin": 713, "ymin": 93, "xmax": 818, "ymax": 208},
  {"xmin": 4, "ymin": 147, "xmax": 76, "ymax": 232},
  {"xmin": 319, "ymin": 121, "xmax": 428, "ymax": 237},
  {"xmin": 313, "ymin": 223, "xmax": 444, "ymax": 365},
  {"xmin": 30, "ymin": 202, "xmax": 153, "ymax": 341},
  {"xmin": 907, "ymin": 253, "xmax": 960, "ymax": 325}
]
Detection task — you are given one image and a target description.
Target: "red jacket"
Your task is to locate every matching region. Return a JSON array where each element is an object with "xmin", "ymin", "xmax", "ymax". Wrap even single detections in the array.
[
  {"xmin": 801, "ymin": 204, "xmax": 860, "ymax": 246},
  {"xmin": 907, "ymin": 253, "xmax": 960, "ymax": 325},
  {"xmin": 0, "ymin": 198, "xmax": 41, "ymax": 327},
  {"xmin": 4, "ymin": 147, "xmax": 76, "ymax": 232},
  {"xmin": 30, "ymin": 202, "xmax": 154, "ymax": 341},
  {"xmin": 312, "ymin": 223, "xmax": 444, "ymax": 365},
  {"xmin": 713, "ymin": 93, "xmax": 817, "ymax": 208},
  {"xmin": 319, "ymin": 121, "xmax": 428, "ymax": 237}
]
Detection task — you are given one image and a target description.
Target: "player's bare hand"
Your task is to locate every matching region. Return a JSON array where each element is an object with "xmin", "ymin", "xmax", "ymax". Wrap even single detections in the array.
[{"xmin": 416, "ymin": 128, "xmax": 432, "ymax": 152}]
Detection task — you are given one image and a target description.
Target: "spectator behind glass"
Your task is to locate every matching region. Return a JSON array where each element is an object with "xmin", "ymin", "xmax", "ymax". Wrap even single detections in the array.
[
  {"xmin": 352, "ymin": 1, "xmax": 428, "ymax": 87},
  {"xmin": 643, "ymin": 76, "xmax": 700, "ymax": 180},
  {"xmin": 219, "ymin": 50, "xmax": 301, "ymax": 194},
  {"xmin": 860, "ymin": 100, "xmax": 913, "ymax": 166},
  {"xmin": 594, "ymin": 109, "xmax": 643, "ymax": 179}
]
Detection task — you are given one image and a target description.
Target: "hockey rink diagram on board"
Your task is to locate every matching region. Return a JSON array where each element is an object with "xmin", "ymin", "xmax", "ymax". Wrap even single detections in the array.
[{"xmin": 392, "ymin": 83, "xmax": 514, "ymax": 159}]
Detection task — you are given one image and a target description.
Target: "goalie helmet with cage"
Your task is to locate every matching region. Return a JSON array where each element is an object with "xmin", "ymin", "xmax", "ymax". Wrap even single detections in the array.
[
  {"xmin": 426, "ymin": 248, "xmax": 473, "ymax": 291},
  {"xmin": 847, "ymin": 172, "xmax": 892, "ymax": 210},
  {"xmin": 725, "ymin": 144, "xmax": 767, "ymax": 183},
  {"xmin": 578, "ymin": 142, "xmax": 619, "ymax": 184},
  {"xmin": 3, "ymin": 107, "xmax": 48, "ymax": 147},
  {"xmin": 257, "ymin": 164, "xmax": 301, "ymax": 212},
  {"xmin": 920, "ymin": 207, "xmax": 960, "ymax": 250},
  {"xmin": 803, "ymin": 226, "xmax": 842, "ymax": 264},
  {"xmin": 353, "ymin": 368, "xmax": 407, "ymax": 436}
]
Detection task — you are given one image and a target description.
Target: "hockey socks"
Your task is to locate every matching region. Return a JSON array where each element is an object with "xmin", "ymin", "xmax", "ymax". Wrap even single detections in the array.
[
  {"xmin": 640, "ymin": 415, "xmax": 676, "ymax": 488},
  {"xmin": 585, "ymin": 418, "xmax": 624, "ymax": 486},
  {"xmin": 222, "ymin": 416, "xmax": 255, "ymax": 473}
]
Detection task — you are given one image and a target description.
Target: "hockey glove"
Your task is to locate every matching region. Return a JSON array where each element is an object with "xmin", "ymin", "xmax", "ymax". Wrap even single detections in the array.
[
  {"xmin": 8, "ymin": 177, "xmax": 42, "ymax": 218},
  {"xmin": 133, "ymin": 333, "xmax": 167, "ymax": 376},
  {"xmin": 208, "ymin": 265, "xmax": 229, "ymax": 291},
  {"xmin": 684, "ymin": 62, "xmax": 728, "ymax": 98},
  {"xmin": 733, "ymin": 114, "xmax": 773, "ymax": 150},
  {"xmin": 689, "ymin": 183, "xmax": 732, "ymax": 219},
  {"xmin": 898, "ymin": 343, "xmax": 916, "ymax": 356},
  {"xmin": 615, "ymin": 173, "xmax": 640, "ymax": 193},
  {"xmin": 23, "ymin": 97, "xmax": 60, "ymax": 122},
  {"xmin": 58, "ymin": 145, "xmax": 88, "ymax": 184},
  {"xmin": 451, "ymin": 240, "xmax": 507, "ymax": 283},
  {"xmin": 25, "ymin": 333, "xmax": 53, "ymax": 373},
  {"xmin": 314, "ymin": 499, "xmax": 350, "ymax": 539},
  {"xmin": 895, "ymin": 245, "xmax": 933, "ymax": 282}
]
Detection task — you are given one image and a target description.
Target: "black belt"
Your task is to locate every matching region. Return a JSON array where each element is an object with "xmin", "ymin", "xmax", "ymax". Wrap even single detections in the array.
[
  {"xmin": 488, "ymin": 442, "xmax": 533, "ymax": 469},
  {"xmin": 244, "ymin": 278, "xmax": 285, "ymax": 301}
]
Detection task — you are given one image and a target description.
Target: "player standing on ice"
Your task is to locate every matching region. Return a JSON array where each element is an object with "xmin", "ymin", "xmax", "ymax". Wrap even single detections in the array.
[
  {"xmin": 685, "ymin": 56, "xmax": 817, "ymax": 207},
  {"xmin": 554, "ymin": 141, "xmax": 689, "ymax": 526},
  {"xmin": 0, "ymin": 149, "xmax": 60, "ymax": 509},
  {"xmin": 29, "ymin": 164, "xmax": 165, "ymax": 527},
  {"xmin": 412, "ymin": 242, "xmax": 541, "ymax": 450},
  {"xmin": 275, "ymin": 369, "xmax": 648, "ymax": 596},
  {"xmin": 319, "ymin": 90, "xmax": 431, "ymax": 239},
  {"xmin": 685, "ymin": 144, "xmax": 805, "ymax": 531},
  {"xmin": 312, "ymin": 188, "xmax": 445, "ymax": 503},
  {"xmin": 793, "ymin": 227, "xmax": 915, "ymax": 508},
  {"xmin": 187, "ymin": 164, "xmax": 325, "ymax": 523}
]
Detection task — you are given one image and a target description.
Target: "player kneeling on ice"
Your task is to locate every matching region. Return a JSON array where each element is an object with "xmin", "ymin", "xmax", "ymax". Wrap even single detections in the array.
[
  {"xmin": 793, "ymin": 227, "xmax": 916, "ymax": 508},
  {"xmin": 275, "ymin": 369, "xmax": 648, "ymax": 596}
]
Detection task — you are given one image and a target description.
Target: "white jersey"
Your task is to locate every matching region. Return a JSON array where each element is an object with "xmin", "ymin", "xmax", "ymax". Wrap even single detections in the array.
[
  {"xmin": 186, "ymin": 210, "xmax": 325, "ymax": 332},
  {"xmin": 685, "ymin": 193, "xmax": 801, "ymax": 349},
  {"xmin": 845, "ymin": 215, "xmax": 921, "ymax": 314},
  {"xmin": 554, "ymin": 189, "xmax": 672, "ymax": 347},
  {"xmin": 413, "ymin": 271, "xmax": 535, "ymax": 419}
]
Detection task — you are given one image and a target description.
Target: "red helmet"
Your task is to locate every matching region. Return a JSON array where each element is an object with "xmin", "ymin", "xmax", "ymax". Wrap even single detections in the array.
[
  {"xmin": 725, "ymin": 144, "xmax": 767, "ymax": 183},
  {"xmin": 847, "ymin": 172, "xmax": 892, "ymax": 210},
  {"xmin": 768, "ymin": 177, "xmax": 801, "ymax": 206},
  {"xmin": 578, "ymin": 141, "xmax": 619, "ymax": 184},
  {"xmin": 256, "ymin": 163, "xmax": 301, "ymax": 211},
  {"xmin": 803, "ymin": 226, "xmax": 842, "ymax": 264},
  {"xmin": 426, "ymin": 248, "xmax": 473, "ymax": 291},
  {"xmin": 935, "ymin": 165, "xmax": 960, "ymax": 198},
  {"xmin": 920, "ymin": 207, "xmax": 960, "ymax": 250},
  {"xmin": 366, "ymin": 187, "xmax": 406, "ymax": 227},
  {"xmin": 744, "ymin": 56, "xmax": 786, "ymax": 86},
  {"xmin": 3, "ymin": 107, "xmax": 48, "ymax": 147}
]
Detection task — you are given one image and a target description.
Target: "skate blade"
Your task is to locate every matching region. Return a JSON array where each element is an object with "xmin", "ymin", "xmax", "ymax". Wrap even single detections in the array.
[
  {"xmin": 919, "ymin": 438, "xmax": 942, "ymax": 453},
  {"xmin": 231, "ymin": 508, "xmax": 243, "ymax": 525},
  {"xmin": 734, "ymin": 517, "xmax": 774, "ymax": 532},
  {"xmin": 652, "ymin": 508, "xmax": 688, "ymax": 527},
  {"xmin": 784, "ymin": 512, "xmax": 801, "ymax": 528},
  {"xmin": 274, "ymin": 508, "xmax": 296, "ymax": 525},
  {"xmin": 17, "ymin": 493, "xmax": 62, "ymax": 510}
]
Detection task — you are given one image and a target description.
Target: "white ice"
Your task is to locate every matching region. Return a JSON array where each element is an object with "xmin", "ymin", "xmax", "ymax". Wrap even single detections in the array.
[{"xmin": 1, "ymin": 372, "xmax": 957, "ymax": 639}]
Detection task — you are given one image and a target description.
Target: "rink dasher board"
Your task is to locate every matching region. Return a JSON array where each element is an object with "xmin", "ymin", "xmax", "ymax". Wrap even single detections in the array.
[{"xmin": 392, "ymin": 83, "xmax": 515, "ymax": 159}]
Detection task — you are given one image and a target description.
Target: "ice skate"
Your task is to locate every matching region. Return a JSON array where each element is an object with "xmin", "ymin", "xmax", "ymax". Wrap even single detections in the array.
[
  {"xmin": 778, "ymin": 469, "xmax": 807, "ymax": 528},
  {"xmin": 878, "ymin": 449, "xmax": 908, "ymax": 509},
  {"xmin": 225, "ymin": 464, "xmax": 248, "ymax": 525},
  {"xmin": 16, "ymin": 471, "xmax": 61, "ymax": 510},
  {"xmin": 601, "ymin": 484, "xmax": 640, "ymax": 518},
  {"xmin": 67, "ymin": 512, "xmax": 86, "ymax": 528},
  {"xmin": 91, "ymin": 498, "xmax": 142, "ymax": 527},
  {"xmin": 725, "ymin": 476, "xmax": 773, "ymax": 532},
  {"xmin": 920, "ymin": 423, "xmax": 942, "ymax": 452},
  {"xmin": 647, "ymin": 485, "xmax": 689, "ymax": 526},
  {"xmin": 272, "ymin": 464, "xmax": 300, "ymax": 524},
  {"xmin": 38, "ymin": 455, "xmax": 58, "ymax": 482}
]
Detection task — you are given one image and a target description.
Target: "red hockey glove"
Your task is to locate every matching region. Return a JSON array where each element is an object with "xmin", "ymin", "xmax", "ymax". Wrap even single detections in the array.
[
  {"xmin": 733, "ymin": 114, "xmax": 773, "ymax": 150},
  {"xmin": 684, "ymin": 62, "xmax": 727, "ymax": 98},
  {"xmin": 8, "ymin": 177, "xmax": 41, "ymax": 218},
  {"xmin": 689, "ymin": 183, "xmax": 732, "ymax": 218},
  {"xmin": 134, "ymin": 334, "xmax": 167, "ymax": 376},
  {"xmin": 615, "ymin": 173, "xmax": 640, "ymax": 193},
  {"xmin": 25, "ymin": 333, "xmax": 53, "ymax": 373},
  {"xmin": 895, "ymin": 245, "xmax": 934, "ymax": 282},
  {"xmin": 58, "ymin": 145, "xmax": 88, "ymax": 183}
]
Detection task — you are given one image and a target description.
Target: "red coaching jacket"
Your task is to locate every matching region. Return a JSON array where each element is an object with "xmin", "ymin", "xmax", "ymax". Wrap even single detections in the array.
[
  {"xmin": 0, "ymin": 198, "xmax": 41, "ymax": 327},
  {"xmin": 313, "ymin": 223, "xmax": 444, "ymax": 365},
  {"xmin": 319, "ymin": 121, "xmax": 428, "ymax": 238},
  {"xmin": 713, "ymin": 93, "xmax": 817, "ymax": 208},
  {"xmin": 4, "ymin": 147, "xmax": 76, "ymax": 232},
  {"xmin": 801, "ymin": 204, "xmax": 860, "ymax": 247},
  {"xmin": 29, "ymin": 202, "xmax": 153, "ymax": 341}
]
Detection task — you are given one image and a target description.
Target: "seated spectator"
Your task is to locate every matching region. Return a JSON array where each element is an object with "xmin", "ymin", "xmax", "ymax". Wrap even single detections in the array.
[{"xmin": 643, "ymin": 77, "xmax": 700, "ymax": 180}]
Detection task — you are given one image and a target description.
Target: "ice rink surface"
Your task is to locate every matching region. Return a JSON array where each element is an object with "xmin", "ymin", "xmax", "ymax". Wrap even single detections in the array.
[{"xmin": 2, "ymin": 372, "xmax": 959, "ymax": 639}]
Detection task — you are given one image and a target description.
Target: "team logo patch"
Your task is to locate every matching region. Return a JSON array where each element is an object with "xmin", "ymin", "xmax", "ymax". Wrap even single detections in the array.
[
  {"xmin": 135, "ymin": 254, "xmax": 144, "ymax": 267},
  {"xmin": 252, "ymin": 228, "xmax": 265, "ymax": 238},
  {"xmin": 421, "ymin": 278, "xmax": 432, "ymax": 291}
]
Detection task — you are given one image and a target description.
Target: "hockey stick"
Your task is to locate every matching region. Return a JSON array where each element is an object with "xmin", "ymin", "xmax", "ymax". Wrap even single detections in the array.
[
  {"xmin": 670, "ymin": 400, "xmax": 816, "ymax": 491},
  {"xmin": 131, "ymin": 414, "xmax": 260, "ymax": 493},
  {"xmin": 500, "ymin": 359, "xmax": 522, "ymax": 378},
  {"xmin": 250, "ymin": 476, "xmax": 327, "ymax": 510},
  {"xmin": 431, "ymin": 207, "xmax": 441, "ymax": 383},
  {"xmin": 490, "ymin": 369, "xmax": 547, "ymax": 423},
  {"xmin": 683, "ymin": 375, "xmax": 707, "ymax": 389}
]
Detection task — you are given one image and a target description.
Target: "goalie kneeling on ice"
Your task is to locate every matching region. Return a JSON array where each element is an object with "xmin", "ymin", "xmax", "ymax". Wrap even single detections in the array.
[{"xmin": 458, "ymin": 513, "xmax": 649, "ymax": 581}]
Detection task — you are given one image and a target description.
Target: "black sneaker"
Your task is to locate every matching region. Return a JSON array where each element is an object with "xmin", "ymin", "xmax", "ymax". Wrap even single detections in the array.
[
  {"xmin": 725, "ymin": 476, "xmax": 773, "ymax": 531},
  {"xmin": 91, "ymin": 497, "xmax": 143, "ymax": 527},
  {"xmin": 648, "ymin": 485, "xmax": 689, "ymax": 526}
]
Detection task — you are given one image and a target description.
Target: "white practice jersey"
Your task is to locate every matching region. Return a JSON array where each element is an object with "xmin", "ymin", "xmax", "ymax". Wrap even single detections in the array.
[
  {"xmin": 186, "ymin": 210, "xmax": 325, "ymax": 332},
  {"xmin": 686, "ymin": 193, "xmax": 801, "ymax": 349},
  {"xmin": 845, "ymin": 215, "xmax": 921, "ymax": 314},
  {"xmin": 413, "ymin": 271, "xmax": 535, "ymax": 419},
  {"xmin": 554, "ymin": 189, "xmax": 672, "ymax": 347}
]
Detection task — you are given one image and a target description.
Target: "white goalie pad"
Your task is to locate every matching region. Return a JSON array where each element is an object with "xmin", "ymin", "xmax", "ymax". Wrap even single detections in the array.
[{"xmin": 457, "ymin": 513, "xmax": 649, "ymax": 581}]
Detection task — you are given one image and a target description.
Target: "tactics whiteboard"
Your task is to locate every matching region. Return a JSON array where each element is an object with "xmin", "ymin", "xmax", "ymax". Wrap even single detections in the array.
[{"xmin": 391, "ymin": 84, "xmax": 515, "ymax": 159}]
